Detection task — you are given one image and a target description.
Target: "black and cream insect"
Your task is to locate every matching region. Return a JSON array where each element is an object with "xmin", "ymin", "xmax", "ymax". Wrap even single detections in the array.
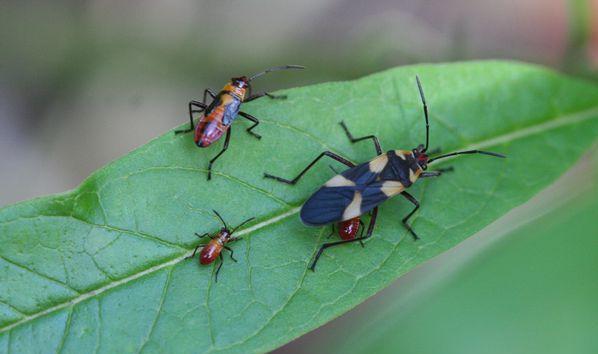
[{"xmin": 264, "ymin": 76, "xmax": 506, "ymax": 271}]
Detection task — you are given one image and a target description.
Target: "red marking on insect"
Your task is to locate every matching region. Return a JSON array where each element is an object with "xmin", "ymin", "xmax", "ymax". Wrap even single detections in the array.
[
  {"xmin": 337, "ymin": 217, "xmax": 361, "ymax": 240},
  {"xmin": 186, "ymin": 210, "xmax": 254, "ymax": 282},
  {"xmin": 194, "ymin": 112, "xmax": 226, "ymax": 147}
]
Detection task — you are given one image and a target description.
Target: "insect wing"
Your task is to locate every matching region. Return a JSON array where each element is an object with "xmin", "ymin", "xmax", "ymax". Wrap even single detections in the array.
[
  {"xmin": 300, "ymin": 185, "xmax": 356, "ymax": 226},
  {"xmin": 222, "ymin": 97, "xmax": 241, "ymax": 125}
]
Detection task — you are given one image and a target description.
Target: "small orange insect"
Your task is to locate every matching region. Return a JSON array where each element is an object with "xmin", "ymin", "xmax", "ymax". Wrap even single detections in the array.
[
  {"xmin": 175, "ymin": 65, "xmax": 305, "ymax": 180},
  {"xmin": 187, "ymin": 210, "xmax": 254, "ymax": 282}
]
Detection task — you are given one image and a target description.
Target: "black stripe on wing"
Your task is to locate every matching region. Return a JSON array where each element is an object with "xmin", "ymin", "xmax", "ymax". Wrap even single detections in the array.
[{"xmin": 300, "ymin": 186, "xmax": 355, "ymax": 226}]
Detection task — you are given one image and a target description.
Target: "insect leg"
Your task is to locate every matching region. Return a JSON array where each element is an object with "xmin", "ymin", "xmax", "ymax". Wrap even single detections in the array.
[
  {"xmin": 203, "ymin": 88, "xmax": 216, "ymax": 103},
  {"xmin": 214, "ymin": 254, "xmax": 224, "ymax": 283},
  {"xmin": 326, "ymin": 224, "xmax": 336, "ymax": 239},
  {"xmin": 309, "ymin": 207, "xmax": 378, "ymax": 271},
  {"xmin": 264, "ymin": 151, "xmax": 354, "ymax": 185},
  {"xmin": 185, "ymin": 245, "xmax": 201, "ymax": 260},
  {"xmin": 176, "ymin": 100, "xmax": 207, "ymax": 135},
  {"xmin": 339, "ymin": 121, "xmax": 383, "ymax": 155},
  {"xmin": 435, "ymin": 166, "xmax": 453, "ymax": 173},
  {"xmin": 207, "ymin": 127, "xmax": 232, "ymax": 180},
  {"xmin": 194, "ymin": 232, "xmax": 210, "ymax": 239},
  {"xmin": 238, "ymin": 111, "xmax": 262, "ymax": 140},
  {"xmin": 223, "ymin": 246, "xmax": 237, "ymax": 262},
  {"xmin": 420, "ymin": 166, "xmax": 454, "ymax": 178},
  {"xmin": 358, "ymin": 219, "xmax": 365, "ymax": 247},
  {"xmin": 245, "ymin": 92, "xmax": 287, "ymax": 102},
  {"xmin": 400, "ymin": 191, "xmax": 420, "ymax": 240}
]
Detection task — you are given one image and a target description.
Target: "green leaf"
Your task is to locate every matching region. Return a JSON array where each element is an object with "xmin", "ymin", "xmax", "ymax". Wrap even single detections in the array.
[{"xmin": 1, "ymin": 61, "xmax": 598, "ymax": 353}]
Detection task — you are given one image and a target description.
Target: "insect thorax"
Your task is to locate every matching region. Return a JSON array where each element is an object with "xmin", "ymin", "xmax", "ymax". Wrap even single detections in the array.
[
  {"xmin": 381, "ymin": 150, "xmax": 422, "ymax": 186},
  {"xmin": 222, "ymin": 83, "xmax": 246, "ymax": 101}
]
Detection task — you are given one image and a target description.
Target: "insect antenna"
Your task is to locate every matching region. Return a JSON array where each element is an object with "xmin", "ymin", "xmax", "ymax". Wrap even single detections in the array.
[
  {"xmin": 428, "ymin": 149, "xmax": 506, "ymax": 164},
  {"xmin": 415, "ymin": 75, "xmax": 430, "ymax": 152},
  {"xmin": 231, "ymin": 217, "xmax": 255, "ymax": 235},
  {"xmin": 212, "ymin": 210, "xmax": 229, "ymax": 229},
  {"xmin": 249, "ymin": 65, "xmax": 306, "ymax": 81}
]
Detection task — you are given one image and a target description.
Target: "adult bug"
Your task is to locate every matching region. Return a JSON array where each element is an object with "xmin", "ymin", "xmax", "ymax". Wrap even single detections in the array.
[
  {"xmin": 187, "ymin": 210, "xmax": 254, "ymax": 282},
  {"xmin": 175, "ymin": 65, "xmax": 305, "ymax": 180},
  {"xmin": 264, "ymin": 76, "xmax": 505, "ymax": 271}
]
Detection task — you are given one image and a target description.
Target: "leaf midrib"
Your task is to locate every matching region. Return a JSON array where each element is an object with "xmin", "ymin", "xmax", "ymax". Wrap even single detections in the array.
[{"xmin": 1, "ymin": 103, "xmax": 597, "ymax": 335}]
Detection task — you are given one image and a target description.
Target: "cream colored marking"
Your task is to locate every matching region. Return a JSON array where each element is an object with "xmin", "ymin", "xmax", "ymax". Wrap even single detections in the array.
[
  {"xmin": 394, "ymin": 150, "xmax": 407, "ymax": 160},
  {"xmin": 369, "ymin": 154, "xmax": 389, "ymax": 173},
  {"xmin": 325, "ymin": 174, "xmax": 356, "ymax": 187},
  {"xmin": 342, "ymin": 191, "xmax": 363, "ymax": 220},
  {"xmin": 409, "ymin": 168, "xmax": 421, "ymax": 183},
  {"xmin": 381, "ymin": 181, "xmax": 405, "ymax": 197},
  {"xmin": 220, "ymin": 94, "xmax": 234, "ymax": 105}
]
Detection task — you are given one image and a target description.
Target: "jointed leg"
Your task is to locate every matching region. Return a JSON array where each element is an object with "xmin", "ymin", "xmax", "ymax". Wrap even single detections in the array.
[
  {"xmin": 339, "ymin": 121, "xmax": 383, "ymax": 155},
  {"xmin": 420, "ymin": 166, "xmax": 453, "ymax": 178},
  {"xmin": 194, "ymin": 232, "xmax": 210, "ymax": 239},
  {"xmin": 245, "ymin": 92, "xmax": 287, "ymax": 102},
  {"xmin": 186, "ymin": 232, "xmax": 211, "ymax": 259},
  {"xmin": 326, "ymin": 224, "xmax": 336, "ymax": 239},
  {"xmin": 238, "ymin": 111, "xmax": 262, "ymax": 140},
  {"xmin": 309, "ymin": 207, "xmax": 378, "ymax": 271},
  {"xmin": 207, "ymin": 127, "xmax": 232, "ymax": 180},
  {"xmin": 203, "ymin": 88, "xmax": 216, "ymax": 103},
  {"xmin": 223, "ymin": 246, "xmax": 237, "ymax": 262},
  {"xmin": 186, "ymin": 246, "xmax": 202, "ymax": 260},
  {"xmin": 435, "ymin": 166, "xmax": 453, "ymax": 173},
  {"xmin": 264, "ymin": 151, "xmax": 354, "ymax": 185},
  {"xmin": 214, "ymin": 254, "xmax": 224, "ymax": 283},
  {"xmin": 176, "ymin": 100, "xmax": 207, "ymax": 134},
  {"xmin": 400, "ymin": 191, "xmax": 420, "ymax": 240},
  {"xmin": 358, "ymin": 219, "xmax": 365, "ymax": 247}
]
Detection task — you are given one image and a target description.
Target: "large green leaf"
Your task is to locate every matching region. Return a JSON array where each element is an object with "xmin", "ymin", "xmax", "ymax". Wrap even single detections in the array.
[{"xmin": 1, "ymin": 61, "xmax": 597, "ymax": 353}]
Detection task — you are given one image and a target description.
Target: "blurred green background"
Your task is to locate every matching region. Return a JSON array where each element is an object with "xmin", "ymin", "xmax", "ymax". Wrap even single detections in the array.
[{"xmin": 1, "ymin": 1, "xmax": 597, "ymax": 353}]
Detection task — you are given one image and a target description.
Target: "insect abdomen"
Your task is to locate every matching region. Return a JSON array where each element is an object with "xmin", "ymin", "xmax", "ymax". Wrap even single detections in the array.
[
  {"xmin": 199, "ymin": 240, "xmax": 222, "ymax": 264},
  {"xmin": 195, "ymin": 108, "xmax": 227, "ymax": 147},
  {"xmin": 338, "ymin": 217, "xmax": 360, "ymax": 240}
]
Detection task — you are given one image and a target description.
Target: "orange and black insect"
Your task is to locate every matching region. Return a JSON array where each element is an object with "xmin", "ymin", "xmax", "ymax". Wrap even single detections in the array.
[
  {"xmin": 187, "ymin": 210, "xmax": 254, "ymax": 282},
  {"xmin": 264, "ymin": 76, "xmax": 506, "ymax": 271},
  {"xmin": 175, "ymin": 65, "xmax": 305, "ymax": 180}
]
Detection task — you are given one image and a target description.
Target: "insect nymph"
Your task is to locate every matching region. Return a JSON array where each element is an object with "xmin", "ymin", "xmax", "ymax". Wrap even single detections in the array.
[
  {"xmin": 176, "ymin": 65, "xmax": 305, "ymax": 180},
  {"xmin": 187, "ymin": 210, "xmax": 254, "ymax": 282},
  {"xmin": 264, "ymin": 76, "xmax": 506, "ymax": 271}
]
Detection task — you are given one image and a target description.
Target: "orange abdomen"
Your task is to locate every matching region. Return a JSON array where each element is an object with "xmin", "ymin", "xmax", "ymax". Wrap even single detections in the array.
[
  {"xmin": 195, "ymin": 108, "xmax": 227, "ymax": 147},
  {"xmin": 338, "ymin": 217, "xmax": 360, "ymax": 240},
  {"xmin": 200, "ymin": 240, "xmax": 222, "ymax": 264}
]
